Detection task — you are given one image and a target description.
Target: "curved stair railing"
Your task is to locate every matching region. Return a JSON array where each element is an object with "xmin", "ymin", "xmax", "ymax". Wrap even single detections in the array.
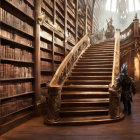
[
  {"xmin": 109, "ymin": 16, "xmax": 140, "ymax": 119},
  {"xmin": 45, "ymin": 34, "xmax": 90, "ymax": 123}
]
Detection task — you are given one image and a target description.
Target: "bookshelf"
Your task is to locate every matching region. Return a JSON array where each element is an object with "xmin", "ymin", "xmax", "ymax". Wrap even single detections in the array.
[
  {"xmin": 0, "ymin": 0, "xmax": 35, "ymax": 131},
  {"xmin": 0, "ymin": 0, "xmax": 93, "ymax": 133}
]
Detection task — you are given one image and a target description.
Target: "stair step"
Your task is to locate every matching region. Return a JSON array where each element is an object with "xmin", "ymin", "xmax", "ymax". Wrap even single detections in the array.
[
  {"xmin": 60, "ymin": 108, "xmax": 109, "ymax": 117},
  {"xmin": 74, "ymin": 64, "xmax": 113, "ymax": 68},
  {"xmin": 64, "ymin": 80, "xmax": 111, "ymax": 85},
  {"xmin": 78, "ymin": 58, "xmax": 113, "ymax": 62},
  {"xmin": 61, "ymin": 91, "xmax": 109, "ymax": 99},
  {"xmin": 81, "ymin": 56, "xmax": 113, "ymax": 59},
  {"xmin": 68, "ymin": 76, "xmax": 112, "ymax": 80},
  {"xmin": 82, "ymin": 53, "xmax": 114, "ymax": 56},
  {"xmin": 71, "ymin": 72, "xmax": 112, "ymax": 76},
  {"xmin": 73, "ymin": 67, "xmax": 112, "ymax": 71},
  {"xmin": 61, "ymin": 98, "xmax": 109, "ymax": 107},
  {"xmin": 76, "ymin": 61, "xmax": 113, "ymax": 65},
  {"xmin": 45, "ymin": 114, "xmax": 124, "ymax": 126},
  {"xmin": 84, "ymin": 51, "xmax": 114, "ymax": 54},
  {"xmin": 62, "ymin": 85, "xmax": 109, "ymax": 92}
]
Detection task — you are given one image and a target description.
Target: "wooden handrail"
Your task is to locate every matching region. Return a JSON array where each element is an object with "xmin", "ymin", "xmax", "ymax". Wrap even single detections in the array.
[
  {"xmin": 49, "ymin": 34, "xmax": 90, "ymax": 88},
  {"xmin": 111, "ymin": 29, "xmax": 120, "ymax": 86}
]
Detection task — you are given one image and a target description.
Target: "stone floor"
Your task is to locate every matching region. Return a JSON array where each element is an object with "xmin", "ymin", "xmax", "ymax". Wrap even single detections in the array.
[{"xmin": 1, "ymin": 93, "xmax": 140, "ymax": 140}]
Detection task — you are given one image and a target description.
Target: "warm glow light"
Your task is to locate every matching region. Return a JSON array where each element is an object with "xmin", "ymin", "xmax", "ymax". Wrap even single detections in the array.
[
  {"xmin": 111, "ymin": 0, "xmax": 117, "ymax": 12},
  {"xmin": 129, "ymin": 0, "xmax": 134, "ymax": 11},
  {"xmin": 106, "ymin": 0, "xmax": 111, "ymax": 11},
  {"xmin": 135, "ymin": 0, "xmax": 140, "ymax": 10}
]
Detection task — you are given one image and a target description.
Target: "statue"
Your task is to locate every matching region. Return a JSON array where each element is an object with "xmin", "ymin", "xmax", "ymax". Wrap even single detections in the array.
[{"xmin": 105, "ymin": 18, "xmax": 115, "ymax": 39}]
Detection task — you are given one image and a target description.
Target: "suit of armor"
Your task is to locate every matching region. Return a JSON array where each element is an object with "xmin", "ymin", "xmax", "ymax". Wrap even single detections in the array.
[{"xmin": 115, "ymin": 64, "xmax": 136, "ymax": 114}]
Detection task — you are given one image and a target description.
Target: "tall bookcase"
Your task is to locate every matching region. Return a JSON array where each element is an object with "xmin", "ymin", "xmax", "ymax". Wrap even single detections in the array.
[
  {"xmin": 0, "ymin": 0, "xmax": 35, "ymax": 131},
  {"xmin": 0, "ymin": 0, "xmax": 93, "ymax": 133}
]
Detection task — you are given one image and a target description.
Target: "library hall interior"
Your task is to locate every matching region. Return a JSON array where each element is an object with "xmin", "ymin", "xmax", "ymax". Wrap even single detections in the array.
[{"xmin": 0, "ymin": 0, "xmax": 140, "ymax": 140}]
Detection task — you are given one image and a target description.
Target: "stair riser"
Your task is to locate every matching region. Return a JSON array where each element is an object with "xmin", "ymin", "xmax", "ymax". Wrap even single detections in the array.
[
  {"xmin": 82, "ymin": 53, "xmax": 114, "ymax": 57},
  {"xmin": 64, "ymin": 81, "xmax": 110, "ymax": 85},
  {"xmin": 61, "ymin": 102, "xmax": 109, "ymax": 108},
  {"xmin": 76, "ymin": 62, "xmax": 113, "ymax": 65},
  {"xmin": 61, "ymin": 94, "xmax": 109, "ymax": 99},
  {"xmin": 72, "ymin": 69, "xmax": 112, "ymax": 72},
  {"xmin": 84, "ymin": 52, "xmax": 114, "ymax": 55},
  {"xmin": 74, "ymin": 65, "xmax": 113, "ymax": 68},
  {"xmin": 81, "ymin": 56, "xmax": 113, "ymax": 59},
  {"xmin": 62, "ymin": 87, "xmax": 108, "ymax": 92},
  {"xmin": 71, "ymin": 73, "xmax": 112, "ymax": 76},
  {"xmin": 68, "ymin": 77, "xmax": 111, "ymax": 80},
  {"xmin": 60, "ymin": 111, "xmax": 109, "ymax": 117},
  {"xmin": 79, "ymin": 58, "xmax": 113, "ymax": 61}
]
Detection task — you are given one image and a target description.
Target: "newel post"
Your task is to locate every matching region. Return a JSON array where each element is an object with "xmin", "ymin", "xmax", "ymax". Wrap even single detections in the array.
[
  {"xmin": 109, "ymin": 29, "xmax": 121, "ymax": 119},
  {"xmin": 44, "ymin": 86, "xmax": 61, "ymax": 123},
  {"xmin": 133, "ymin": 14, "xmax": 139, "ymax": 38}
]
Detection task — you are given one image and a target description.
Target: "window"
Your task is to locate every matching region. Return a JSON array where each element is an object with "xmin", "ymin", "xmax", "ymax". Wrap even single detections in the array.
[
  {"xmin": 111, "ymin": 0, "xmax": 117, "ymax": 12},
  {"xmin": 135, "ymin": 0, "xmax": 140, "ymax": 11},
  {"xmin": 129, "ymin": 0, "xmax": 134, "ymax": 11},
  {"xmin": 106, "ymin": 0, "xmax": 111, "ymax": 11}
]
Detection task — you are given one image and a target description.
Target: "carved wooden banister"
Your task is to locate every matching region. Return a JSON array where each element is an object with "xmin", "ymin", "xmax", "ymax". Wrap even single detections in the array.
[
  {"xmin": 111, "ymin": 29, "xmax": 121, "ymax": 86},
  {"xmin": 45, "ymin": 34, "xmax": 90, "ymax": 123}
]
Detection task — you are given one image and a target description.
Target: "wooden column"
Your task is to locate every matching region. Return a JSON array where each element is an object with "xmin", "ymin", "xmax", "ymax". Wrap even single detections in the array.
[
  {"xmin": 75, "ymin": 0, "xmax": 78, "ymax": 43},
  {"xmin": 53, "ymin": 0, "xmax": 56, "ymax": 24},
  {"xmin": 64, "ymin": 0, "xmax": 67, "ymax": 56},
  {"xmin": 35, "ymin": 0, "xmax": 41, "ymax": 102},
  {"xmin": 85, "ymin": 4, "xmax": 88, "ymax": 34},
  {"xmin": 133, "ymin": 18, "xmax": 139, "ymax": 38}
]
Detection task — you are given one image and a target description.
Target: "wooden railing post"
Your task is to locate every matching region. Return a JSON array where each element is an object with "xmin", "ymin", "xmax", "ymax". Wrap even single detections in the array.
[
  {"xmin": 133, "ymin": 15, "xmax": 139, "ymax": 38},
  {"xmin": 109, "ymin": 29, "xmax": 121, "ymax": 119}
]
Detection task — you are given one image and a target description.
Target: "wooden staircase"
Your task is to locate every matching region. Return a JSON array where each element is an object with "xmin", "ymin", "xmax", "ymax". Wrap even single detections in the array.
[{"xmin": 46, "ymin": 39, "xmax": 124, "ymax": 125}]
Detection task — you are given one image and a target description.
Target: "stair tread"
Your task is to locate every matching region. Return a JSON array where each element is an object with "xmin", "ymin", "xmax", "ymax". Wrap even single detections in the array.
[
  {"xmin": 61, "ymin": 108, "xmax": 109, "ymax": 112},
  {"xmin": 62, "ymin": 98, "xmax": 109, "ymax": 102},
  {"xmin": 62, "ymin": 91, "xmax": 109, "ymax": 95},
  {"xmin": 71, "ymin": 72, "xmax": 112, "ymax": 73},
  {"xmin": 63, "ymin": 85, "xmax": 108, "ymax": 88},
  {"xmin": 61, "ymin": 106, "xmax": 109, "ymax": 111}
]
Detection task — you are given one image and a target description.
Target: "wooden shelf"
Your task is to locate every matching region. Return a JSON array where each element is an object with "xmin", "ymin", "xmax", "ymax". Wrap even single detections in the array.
[
  {"xmin": 41, "ymin": 23, "xmax": 64, "ymax": 39},
  {"xmin": 56, "ymin": 8, "xmax": 65, "ymax": 19},
  {"xmin": 0, "ymin": 77, "xmax": 34, "ymax": 82},
  {"xmin": 3, "ymin": 0, "xmax": 35, "ymax": 22},
  {"xmin": 43, "ymin": 0, "xmax": 53, "ymax": 10},
  {"xmin": 41, "ymin": 7, "xmax": 53, "ymax": 18},
  {"xmin": 0, "ymin": 58, "xmax": 34, "ymax": 64},
  {"xmin": 56, "ymin": 1, "xmax": 64, "ymax": 12},
  {"xmin": 1, "ymin": 21, "xmax": 34, "ymax": 39},
  {"xmin": 41, "ymin": 57, "xmax": 52, "ymax": 61},
  {"xmin": 67, "ymin": 20, "xmax": 75, "ymax": 29},
  {"xmin": 40, "ymin": 46, "xmax": 52, "ymax": 52},
  {"xmin": 0, "ymin": 36, "xmax": 34, "ymax": 49},
  {"xmin": 0, "ymin": 105, "xmax": 34, "ymax": 119},
  {"xmin": 0, "ymin": 91, "xmax": 35, "ymax": 101},
  {"xmin": 54, "ymin": 51, "xmax": 64, "ymax": 56},
  {"xmin": 67, "ymin": 39, "xmax": 76, "ymax": 46}
]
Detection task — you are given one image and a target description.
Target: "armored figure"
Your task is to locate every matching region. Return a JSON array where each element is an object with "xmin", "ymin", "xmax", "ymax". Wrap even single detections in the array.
[{"xmin": 115, "ymin": 64, "xmax": 136, "ymax": 114}]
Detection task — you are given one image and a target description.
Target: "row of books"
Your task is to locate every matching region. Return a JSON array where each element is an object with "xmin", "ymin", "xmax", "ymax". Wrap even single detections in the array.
[
  {"xmin": 40, "ymin": 29, "xmax": 52, "ymax": 42},
  {"xmin": 44, "ymin": 0, "xmax": 53, "ymax": 8},
  {"xmin": 6, "ymin": 0, "xmax": 34, "ymax": 18},
  {"xmin": 40, "ymin": 50, "xmax": 52, "ymax": 60},
  {"xmin": 67, "ymin": 6, "xmax": 75, "ymax": 19},
  {"xmin": 42, "ymin": 1, "xmax": 53, "ymax": 16},
  {"xmin": 54, "ymin": 63, "xmax": 60, "ymax": 71},
  {"xmin": 67, "ymin": 24, "xmax": 75, "ymax": 35},
  {"xmin": 0, "ymin": 97, "xmax": 33, "ymax": 117},
  {"xmin": 54, "ymin": 46, "xmax": 64, "ymax": 54},
  {"xmin": 40, "ymin": 41, "xmax": 52, "ymax": 50},
  {"xmin": 0, "ymin": 64, "xmax": 33, "ymax": 79},
  {"xmin": 56, "ymin": 0, "xmax": 64, "ymax": 11},
  {"xmin": 0, "ymin": 44, "xmax": 33, "ymax": 62},
  {"xmin": 1, "ymin": 27, "xmax": 33, "ymax": 47},
  {"xmin": 1, "ymin": 8, "xmax": 33, "ymax": 36},
  {"xmin": 41, "ymin": 61, "xmax": 52, "ymax": 71},
  {"xmin": 0, "ymin": 82, "xmax": 33, "ymax": 98},
  {"xmin": 54, "ymin": 37, "xmax": 64, "ymax": 47},
  {"xmin": 67, "ymin": 14, "xmax": 75, "ymax": 27},
  {"xmin": 54, "ymin": 55, "xmax": 64, "ymax": 61},
  {"xmin": 68, "ymin": 0, "xmax": 76, "ymax": 9},
  {"xmin": 41, "ymin": 75, "xmax": 52, "ymax": 83}
]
